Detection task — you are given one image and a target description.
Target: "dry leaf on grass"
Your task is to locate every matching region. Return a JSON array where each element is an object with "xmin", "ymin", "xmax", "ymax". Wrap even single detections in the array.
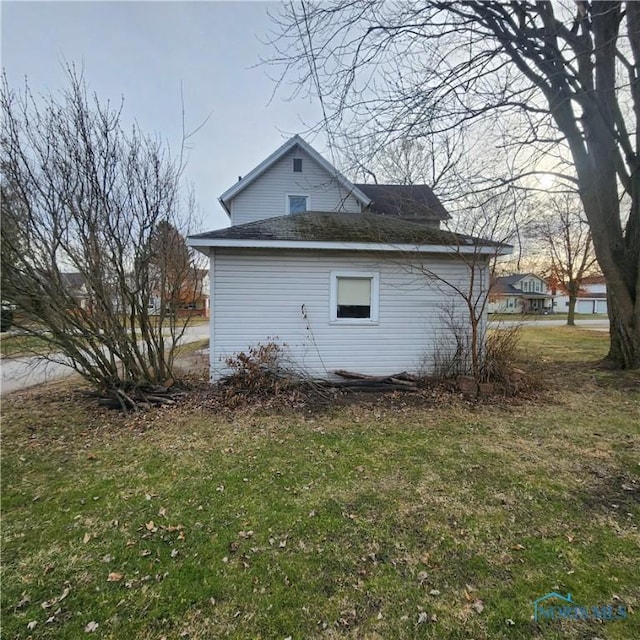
[
  {"xmin": 16, "ymin": 593, "xmax": 30, "ymax": 609},
  {"xmin": 472, "ymin": 599, "xmax": 485, "ymax": 614}
]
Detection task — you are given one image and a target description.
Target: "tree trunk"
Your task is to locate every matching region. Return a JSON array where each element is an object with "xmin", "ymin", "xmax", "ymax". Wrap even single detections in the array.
[
  {"xmin": 601, "ymin": 287, "xmax": 640, "ymax": 369},
  {"xmin": 580, "ymin": 181, "xmax": 639, "ymax": 368},
  {"xmin": 567, "ymin": 296, "xmax": 577, "ymax": 326},
  {"xmin": 582, "ymin": 201, "xmax": 639, "ymax": 368}
]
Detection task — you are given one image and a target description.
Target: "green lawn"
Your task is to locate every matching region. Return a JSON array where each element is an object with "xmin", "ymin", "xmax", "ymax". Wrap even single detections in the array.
[
  {"xmin": 1, "ymin": 328, "xmax": 638, "ymax": 639},
  {"xmin": 0, "ymin": 333, "xmax": 54, "ymax": 359}
]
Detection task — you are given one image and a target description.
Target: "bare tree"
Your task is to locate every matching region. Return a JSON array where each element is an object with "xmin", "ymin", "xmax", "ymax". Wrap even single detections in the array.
[
  {"xmin": 269, "ymin": 0, "xmax": 640, "ymax": 369},
  {"xmin": 0, "ymin": 69, "xmax": 202, "ymax": 408},
  {"xmin": 341, "ymin": 133, "xmax": 464, "ymax": 196},
  {"xmin": 533, "ymin": 194, "xmax": 598, "ymax": 326}
]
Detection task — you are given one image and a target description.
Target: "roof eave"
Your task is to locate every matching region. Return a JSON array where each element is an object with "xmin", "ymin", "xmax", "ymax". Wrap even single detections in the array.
[
  {"xmin": 219, "ymin": 196, "xmax": 231, "ymax": 216},
  {"xmin": 188, "ymin": 237, "xmax": 513, "ymax": 257}
]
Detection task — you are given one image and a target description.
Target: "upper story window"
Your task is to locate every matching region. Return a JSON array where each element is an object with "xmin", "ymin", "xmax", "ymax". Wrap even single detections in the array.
[
  {"xmin": 293, "ymin": 158, "xmax": 303, "ymax": 172},
  {"xmin": 288, "ymin": 194, "xmax": 308, "ymax": 214}
]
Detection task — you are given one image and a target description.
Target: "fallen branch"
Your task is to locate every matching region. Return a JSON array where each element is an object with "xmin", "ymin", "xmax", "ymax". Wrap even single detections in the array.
[
  {"xmin": 334, "ymin": 370, "xmax": 419, "ymax": 384},
  {"xmin": 325, "ymin": 379, "xmax": 417, "ymax": 392}
]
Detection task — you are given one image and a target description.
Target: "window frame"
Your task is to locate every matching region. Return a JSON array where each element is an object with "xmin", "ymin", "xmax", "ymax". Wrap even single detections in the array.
[
  {"xmin": 329, "ymin": 271, "xmax": 380, "ymax": 325},
  {"xmin": 286, "ymin": 193, "xmax": 310, "ymax": 214},
  {"xmin": 293, "ymin": 158, "xmax": 303, "ymax": 173}
]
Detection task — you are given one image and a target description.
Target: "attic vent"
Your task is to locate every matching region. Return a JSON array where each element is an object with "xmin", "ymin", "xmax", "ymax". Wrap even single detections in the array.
[{"xmin": 293, "ymin": 158, "xmax": 302, "ymax": 172}]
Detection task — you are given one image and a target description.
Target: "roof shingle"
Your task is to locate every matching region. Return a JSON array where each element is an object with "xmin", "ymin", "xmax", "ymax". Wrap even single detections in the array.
[
  {"xmin": 354, "ymin": 183, "xmax": 450, "ymax": 221},
  {"xmin": 189, "ymin": 211, "xmax": 504, "ymax": 248}
]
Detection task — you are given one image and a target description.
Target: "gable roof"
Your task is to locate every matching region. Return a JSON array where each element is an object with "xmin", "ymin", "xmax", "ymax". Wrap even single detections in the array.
[
  {"xmin": 218, "ymin": 135, "xmax": 372, "ymax": 215},
  {"xmin": 493, "ymin": 273, "xmax": 551, "ymax": 297},
  {"xmin": 581, "ymin": 274, "xmax": 606, "ymax": 285},
  {"xmin": 496, "ymin": 273, "xmax": 543, "ymax": 284},
  {"xmin": 355, "ymin": 183, "xmax": 450, "ymax": 221},
  {"xmin": 189, "ymin": 211, "xmax": 511, "ymax": 255},
  {"xmin": 60, "ymin": 272, "xmax": 87, "ymax": 291}
]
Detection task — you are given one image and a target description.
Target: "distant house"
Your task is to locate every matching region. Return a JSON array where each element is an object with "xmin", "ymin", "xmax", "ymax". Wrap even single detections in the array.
[
  {"xmin": 488, "ymin": 273, "xmax": 553, "ymax": 314},
  {"xmin": 550, "ymin": 274, "xmax": 608, "ymax": 314},
  {"xmin": 188, "ymin": 134, "xmax": 512, "ymax": 381},
  {"xmin": 61, "ymin": 270, "xmax": 210, "ymax": 318},
  {"xmin": 61, "ymin": 272, "xmax": 91, "ymax": 312},
  {"xmin": 173, "ymin": 269, "xmax": 210, "ymax": 318}
]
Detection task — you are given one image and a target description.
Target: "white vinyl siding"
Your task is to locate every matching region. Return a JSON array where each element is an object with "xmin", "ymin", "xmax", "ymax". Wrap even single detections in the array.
[
  {"xmin": 209, "ymin": 249, "xmax": 488, "ymax": 380},
  {"xmin": 518, "ymin": 276, "xmax": 547, "ymax": 294},
  {"xmin": 230, "ymin": 147, "xmax": 362, "ymax": 225}
]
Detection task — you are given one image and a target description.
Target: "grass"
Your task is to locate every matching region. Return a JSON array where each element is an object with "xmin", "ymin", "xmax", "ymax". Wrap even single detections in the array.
[
  {"xmin": 489, "ymin": 313, "xmax": 608, "ymax": 322},
  {"xmin": 517, "ymin": 326, "xmax": 613, "ymax": 363},
  {"xmin": 1, "ymin": 328, "xmax": 638, "ymax": 639},
  {"xmin": 0, "ymin": 333, "xmax": 54, "ymax": 359}
]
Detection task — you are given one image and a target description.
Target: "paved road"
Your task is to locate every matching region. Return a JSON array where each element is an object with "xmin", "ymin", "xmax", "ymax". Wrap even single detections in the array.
[
  {"xmin": 0, "ymin": 324, "xmax": 209, "ymax": 395},
  {"xmin": 489, "ymin": 318, "xmax": 610, "ymax": 330}
]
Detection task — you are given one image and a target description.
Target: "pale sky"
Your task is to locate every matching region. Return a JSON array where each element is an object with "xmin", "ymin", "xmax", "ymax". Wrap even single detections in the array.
[{"xmin": 1, "ymin": 1, "xmax": 325, "ymax": 231}]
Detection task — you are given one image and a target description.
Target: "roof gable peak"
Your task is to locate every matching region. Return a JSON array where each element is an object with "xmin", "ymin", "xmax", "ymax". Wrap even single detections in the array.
[{"xmin": 218, "ymin": 135, "xmax": 371, "ymax": 215}]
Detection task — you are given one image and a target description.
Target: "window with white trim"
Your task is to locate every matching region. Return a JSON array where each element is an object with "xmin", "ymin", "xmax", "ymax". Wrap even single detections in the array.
[
  {"xmin": 288, "ymin": 194, "xmax": 308, "ymax": 214},
  {"xmin": 330, "ymin": 272, "xmax": 379, "ymax": 323}
]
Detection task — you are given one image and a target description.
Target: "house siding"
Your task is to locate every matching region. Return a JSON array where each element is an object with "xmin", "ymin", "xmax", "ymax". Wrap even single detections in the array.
[
  {"xmin": 230, "ymin": 147, "xmax": 362, "ymax": 225},
  {"xmin": 209, "ymin": 249, "xmax": 488, "ymax": 379},
  {"xmin": 488, "ymin": 295, "xmax": 521, "ymax": 314},
  {"xmin": 518, "ymin": 275, "xmax": 547, "ymax": 294}
]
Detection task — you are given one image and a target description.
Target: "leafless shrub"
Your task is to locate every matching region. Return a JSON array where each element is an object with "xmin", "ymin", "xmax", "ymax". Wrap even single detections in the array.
[
  {"xmin": 1, "ymin": 67, "xmax": 203, "ymax": 406},
  {"xmin": 221, "ymin": 342, "xmax": 293, "ymax": 396},
  {"xmin": 481, "ymin": 327, "xmax": 521, "ymax": 386},
  {"xmin": 428, "ymin": 304, "xmax": 476, "ymax": 380},
  {"xmin": 428, "ymin": 307, "xmax": 530, "ymax": 396},
  {"xmin": 430, "ymin": 331, "xmax": 473, "ymax": 381},
  {"xmin": 219, "ymin": 341, "xmax": 336, "ymax": 409}
]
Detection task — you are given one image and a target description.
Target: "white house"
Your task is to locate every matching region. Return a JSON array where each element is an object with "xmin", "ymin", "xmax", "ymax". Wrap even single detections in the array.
[
  {"xmin": 488, "ymin": 273, "xmax": 553, "ymax": 314},
  {"xmin": 188, "ymin": 135, "xmax": 511, "ymax": 380},
  {"xmin": 551, "ymin": 275, "xmax": 608, "ymax": 315}
]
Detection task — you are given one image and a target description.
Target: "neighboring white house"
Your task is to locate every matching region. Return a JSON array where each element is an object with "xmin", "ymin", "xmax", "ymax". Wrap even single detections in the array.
[
  {"xmin": 488, "ymin": 273, "xmax": 553, "ymax": 314},
  {"xmin": 188, "ymin": 135, "xmax": 511, "ymax": 380},
  {"xmin": 551, "ymin": 275, "xmax": 608, "ymax": 314}
]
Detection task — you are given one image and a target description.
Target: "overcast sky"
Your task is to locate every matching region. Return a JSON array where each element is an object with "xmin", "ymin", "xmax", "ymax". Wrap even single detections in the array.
[{"xmin": 1, "ymin": 1, "xmax": 325, "ymax": 231}]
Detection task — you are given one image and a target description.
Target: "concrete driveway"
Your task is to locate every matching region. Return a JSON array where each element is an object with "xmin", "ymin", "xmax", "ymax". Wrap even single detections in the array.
[{"xmin": 0, "ymin": 323, "xmax": 209, "ymax": 395}]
